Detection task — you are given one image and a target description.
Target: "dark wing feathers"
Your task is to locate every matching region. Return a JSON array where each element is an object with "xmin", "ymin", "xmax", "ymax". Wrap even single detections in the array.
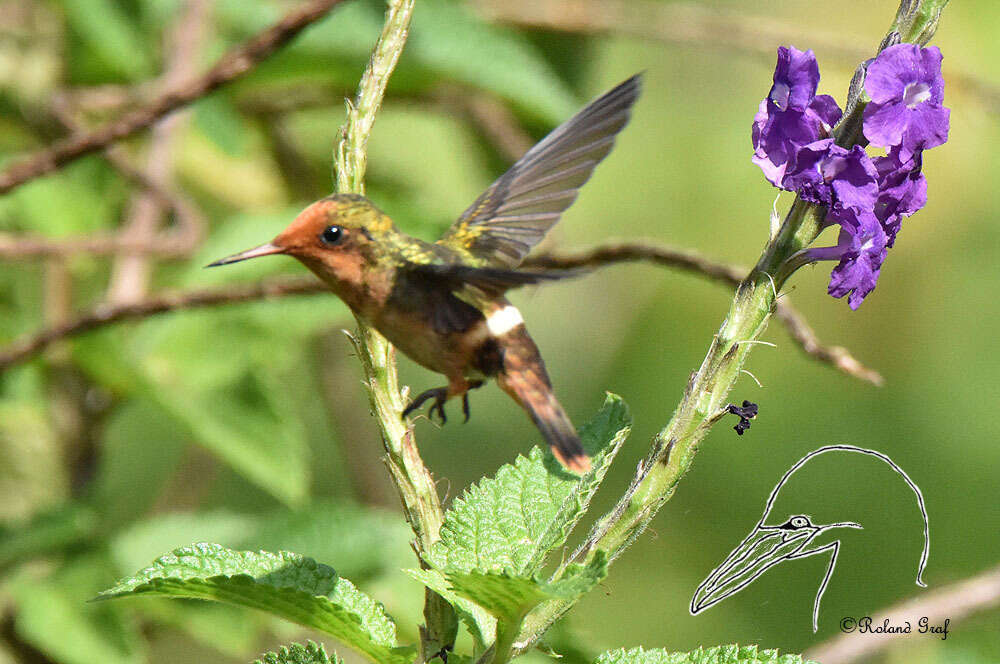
[
  {"xmin": 409, "ymin": 263, "xmax": 575, "ymax": 298},
  {"xmin": 398, "ymin": 262, "xmax": 577, "ymax": 334},
  {"xmin": 437, "ymin": 74, "xmax": 641, "ymax": 267}
]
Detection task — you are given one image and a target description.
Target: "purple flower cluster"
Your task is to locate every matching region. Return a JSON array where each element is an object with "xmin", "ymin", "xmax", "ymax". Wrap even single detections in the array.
[{"xmin": 752, "ymin": 44, "xmax": 949, "ymax": 309}]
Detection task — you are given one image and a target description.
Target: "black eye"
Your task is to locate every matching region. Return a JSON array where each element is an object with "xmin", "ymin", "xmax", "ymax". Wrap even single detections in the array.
[{"xmin": 320, "ymin": 225, "xmax": 344, "ymax": 245}]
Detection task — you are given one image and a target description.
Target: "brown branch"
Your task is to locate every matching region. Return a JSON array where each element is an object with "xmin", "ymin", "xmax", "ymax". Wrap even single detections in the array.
[
  {"xmin": 5, "ymin": 94, "xmax": 204, "ymax": 260},
  {"xmin": 0, "ymin": 277, "xmax": 325, "ymax": 373},
  {"xmin": 525, "ymin": 242, "xmax": 884, "ymax": 386},
  {"xmin": 773, "ymin": 297, "xmax": 884, "ymax": 386},
  {"xmin": 106, "ymin": 0, "xmax": 211, "ymax": 305},
  {"xmin": 0, "ymin": 193, "xmax": 203, "ymax": 259},
  {"xmin": 0, "ymin": 241, "xmax": 882, "ymax": 385},
  {"xmin": 805, "ymin": 562, "xmax": 1000, "ymax": 664},
  {"xmin": 0, "ymin": 0, "xmax": 348, "ymax": 195}
]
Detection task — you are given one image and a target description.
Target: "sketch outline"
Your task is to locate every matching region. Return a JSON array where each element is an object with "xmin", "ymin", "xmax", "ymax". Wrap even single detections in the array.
[{"xmin": 690, "ymin": 444, "xmax": 930, "ymax": 631}]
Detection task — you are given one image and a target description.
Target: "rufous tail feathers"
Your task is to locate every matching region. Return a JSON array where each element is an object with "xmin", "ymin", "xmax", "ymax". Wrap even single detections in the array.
[{"xmin": 497, "ymin": 364, "xmax": 590, "ymax": 474}]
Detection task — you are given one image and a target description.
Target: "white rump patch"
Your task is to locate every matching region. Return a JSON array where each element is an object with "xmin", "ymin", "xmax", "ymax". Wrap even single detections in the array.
[{"xmin": 486, "ymin": 305, "xmax": 524, "ymax": 336}]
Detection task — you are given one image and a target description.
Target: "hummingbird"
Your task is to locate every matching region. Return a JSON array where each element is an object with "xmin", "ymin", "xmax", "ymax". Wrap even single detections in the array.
[{"xmin": 208, "ymin": 75, "xmax": 641, "ymax": 473}]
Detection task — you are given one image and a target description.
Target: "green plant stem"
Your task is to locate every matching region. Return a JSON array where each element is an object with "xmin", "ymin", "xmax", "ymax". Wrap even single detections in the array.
[
  {"xmin": 487, "ymin": 618, "xmax": 522, "ymax": 664},
  {"xmin": 514, "ymin": 0, "xmax": 949, "ymax": 653},
  {"xmin": 332, "ymin": 0, "xmax": 458, "ymax": 660}
]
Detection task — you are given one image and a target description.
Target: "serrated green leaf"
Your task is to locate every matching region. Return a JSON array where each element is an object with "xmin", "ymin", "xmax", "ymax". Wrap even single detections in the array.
[
  {"xmin": 593, "ymin": 645, "xmax": 818, "ymax": 664},
  {"xmin": 245, "ymin": 502, "xmax": 412, "ymax": 582},
  {"xmin": 404, "ymin": 568, "xmax": 495, "ymax": 652},
  {"xmin": 111, "ymin": 511, "xmax": 263, "ymax": 576},
  {"xmin": 446, "ymin": 553, "xmax": 607, "ymax": 623},
  {"xmin": 99, "ymin": 543, "xmax": 414, "ymax": 664},
  {"xmin": 253, "ymin": 641, "xmax": 340, "ymax": 664},
  {"xmin": 429, "ymin": 395, "xmax": 631, "ymax": 575},
  {"xmin": 111, "ymin": 501, "xmax": 411, "ymax": 584}
]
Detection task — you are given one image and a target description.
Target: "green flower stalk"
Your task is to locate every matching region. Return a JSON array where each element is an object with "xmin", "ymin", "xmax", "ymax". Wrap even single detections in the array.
[
  {"xmin": 514, "ymin": 0, "xmax": 951, "ymax": 653},
  {"xmin": 331, "ymin": 0, "xmax": 459, "ymax": 659}
]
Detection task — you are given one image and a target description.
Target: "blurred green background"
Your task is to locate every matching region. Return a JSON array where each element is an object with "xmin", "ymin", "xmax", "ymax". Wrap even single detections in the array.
[{"xmin": 1, "ymin": 0, "xmax": 997, "ymax": 662}]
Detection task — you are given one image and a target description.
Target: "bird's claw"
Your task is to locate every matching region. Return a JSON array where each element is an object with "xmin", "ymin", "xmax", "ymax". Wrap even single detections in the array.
[
  {"xmin": 403, "ymin": 381, "xmax": 484, "ymax": 426},
  {"xmin": 403, "ymin": 387, "xmax": 449, "ymax": 425}
]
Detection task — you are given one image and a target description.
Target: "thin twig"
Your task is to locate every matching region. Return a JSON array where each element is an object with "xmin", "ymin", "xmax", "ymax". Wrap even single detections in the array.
[
  {"xmin": 804, "ymin": 562, "xmax": 1000, "ymax": 664},
  {"xmin": 5, "ymin": 91, "xmax": 204, "ymax": 259},
  {"xmin": 0, "ymin": 277, "xmax": 324, "ymax": 372},
  {"xmin": 526, "ymin": 242, "xmax": 884, "ymax": 386},
  {"xmin": 0, "ymin": 242, "xmax": 882, "ymax": 385},
  {"xmin": 106, "ymin": 0, "xmax": 210, "ymax": 305},
  {"xmin": 0, "ymin": 0, "xmax": 347, "ymax": 195}
]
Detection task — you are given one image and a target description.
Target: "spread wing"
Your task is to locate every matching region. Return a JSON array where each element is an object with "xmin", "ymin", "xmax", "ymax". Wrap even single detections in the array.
[
  {"xmin": 437, "ymin": 74, "xmax": 641, "ymax": 267},
  {"xmin": 396, "ymin": 262, "xmax": 577, "ymax": 334}
]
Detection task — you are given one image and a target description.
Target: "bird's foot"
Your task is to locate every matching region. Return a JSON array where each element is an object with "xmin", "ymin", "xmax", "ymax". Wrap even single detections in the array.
[
  {"xmin": 403, "ymin": 386, "xmax": 450, "ymax": 424},
  {"xmin": 462, "ymin": 380, "xmax": 485, "ymax": 423}
]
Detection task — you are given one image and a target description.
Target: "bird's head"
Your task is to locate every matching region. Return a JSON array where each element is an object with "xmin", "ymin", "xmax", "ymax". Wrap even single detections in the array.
[{"xmin": 207, "ymin": 194, "xmax": 396, "ymax": 298}]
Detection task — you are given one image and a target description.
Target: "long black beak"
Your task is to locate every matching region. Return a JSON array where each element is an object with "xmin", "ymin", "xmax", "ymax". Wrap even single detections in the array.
[{"xmin": 205, "ymin": 242, "xmax": 285, "ymax": 267}]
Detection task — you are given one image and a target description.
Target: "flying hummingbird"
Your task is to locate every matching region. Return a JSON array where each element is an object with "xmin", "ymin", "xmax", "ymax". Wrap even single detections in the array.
[{"xmin": 208, "ymin": 75, "xmax": 641, "ymax": 473}]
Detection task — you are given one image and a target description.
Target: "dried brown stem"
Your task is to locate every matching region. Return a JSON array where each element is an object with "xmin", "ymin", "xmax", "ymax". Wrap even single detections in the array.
[
  {"xmin": 0, "ymin": 242, "xmax": 882, "ymax": 386},
  {"xmin": 0, "ymin": 0, "xmax": 347, "ymax": 194},
  {"xmin": 805, "ymin": 562, "xmax": 1000, "ymax": 664}
]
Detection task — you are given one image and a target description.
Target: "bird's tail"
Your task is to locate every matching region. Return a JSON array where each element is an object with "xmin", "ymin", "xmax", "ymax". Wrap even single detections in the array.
[{"xmin": 497, "ymin": 353, "xmax": 590, "ymax": 474}]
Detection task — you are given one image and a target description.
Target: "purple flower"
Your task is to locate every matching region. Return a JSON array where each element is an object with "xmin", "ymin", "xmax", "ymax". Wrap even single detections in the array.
[
  {"xmin": 863, "ymin": 44, "xmax": 950, "ymax": 156},
  {"xmin": 782, "ymin": 139, "xmax": 879, "ymax": 210},
  {"xmin": 873, "ymin": 148, "xmax": 927, "ymax": 246},
  {"xmin": 752, "ymin": 46, "xmax": 842, "ymax": 187},
  {"xmin": 808, "ymin": 207, "xmax": 888, "ymax": 309}
]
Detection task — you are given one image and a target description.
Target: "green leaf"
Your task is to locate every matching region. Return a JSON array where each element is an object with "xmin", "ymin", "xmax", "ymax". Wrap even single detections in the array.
[
  {"xmin": 593, "ymin": 645, "xmax": 818, "ymax": 664},
  {"xmin": 0, "ymin": 398, "xmax": 68, "ymax": 521},
  {"xmin": 0, "ymin": 159, "xmax": 123, "ymax": 236},
  {"xmin": 405, "ymin": 0, "xmax": 579, "ymax": 123},
  {"xmin": 0, "ymin": 505, "xmax": 97, "ymax": 572},
  {"xmin": 253, "ymin": 641, "xmax": 340, "ymax": 664},
  {"xmin": 111, "ymin": 511, "xmax": 263, "ymax": 576},
  {"xmin": 214, "ymin": 0, "xmax": 578, "ymax": 124},
  {"xmin": 99, "ymin": 543, "xmax": 414, "ymax": 664},
  {"xmin": 245, "ymin": 502, "xmax": 413, "ymax": 582},
  {"xmin": 57, "ymin": 0, "xmax": 154, "ymax": 80},
  {"xmin": 91, "ymin": 399, "xmax": 187, "ymax": 528},
  {"xmin": 404, "ymin": 568, "xmax": 495, "ymax": 652},
  {"xmin": 110, "ymin": 501, "xmax": 411, "ymax": 583},
  {"xmin": 445, "ymin": 553, "xmax": 607, "ymax": 624},
  {"xmin": 10, "ymin": 554, "xmax": 145, "ymax": 664},
  {"xmin": 194, "ymin": 95, "xmax": 249, "ymax": 156},
  {"xmin": 429, "ymin": 394, "xmax": 631, "ymax": 575},
  {"xmin": 72, "ymin": 331, "xmax": 311, "ymax": 507}
]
